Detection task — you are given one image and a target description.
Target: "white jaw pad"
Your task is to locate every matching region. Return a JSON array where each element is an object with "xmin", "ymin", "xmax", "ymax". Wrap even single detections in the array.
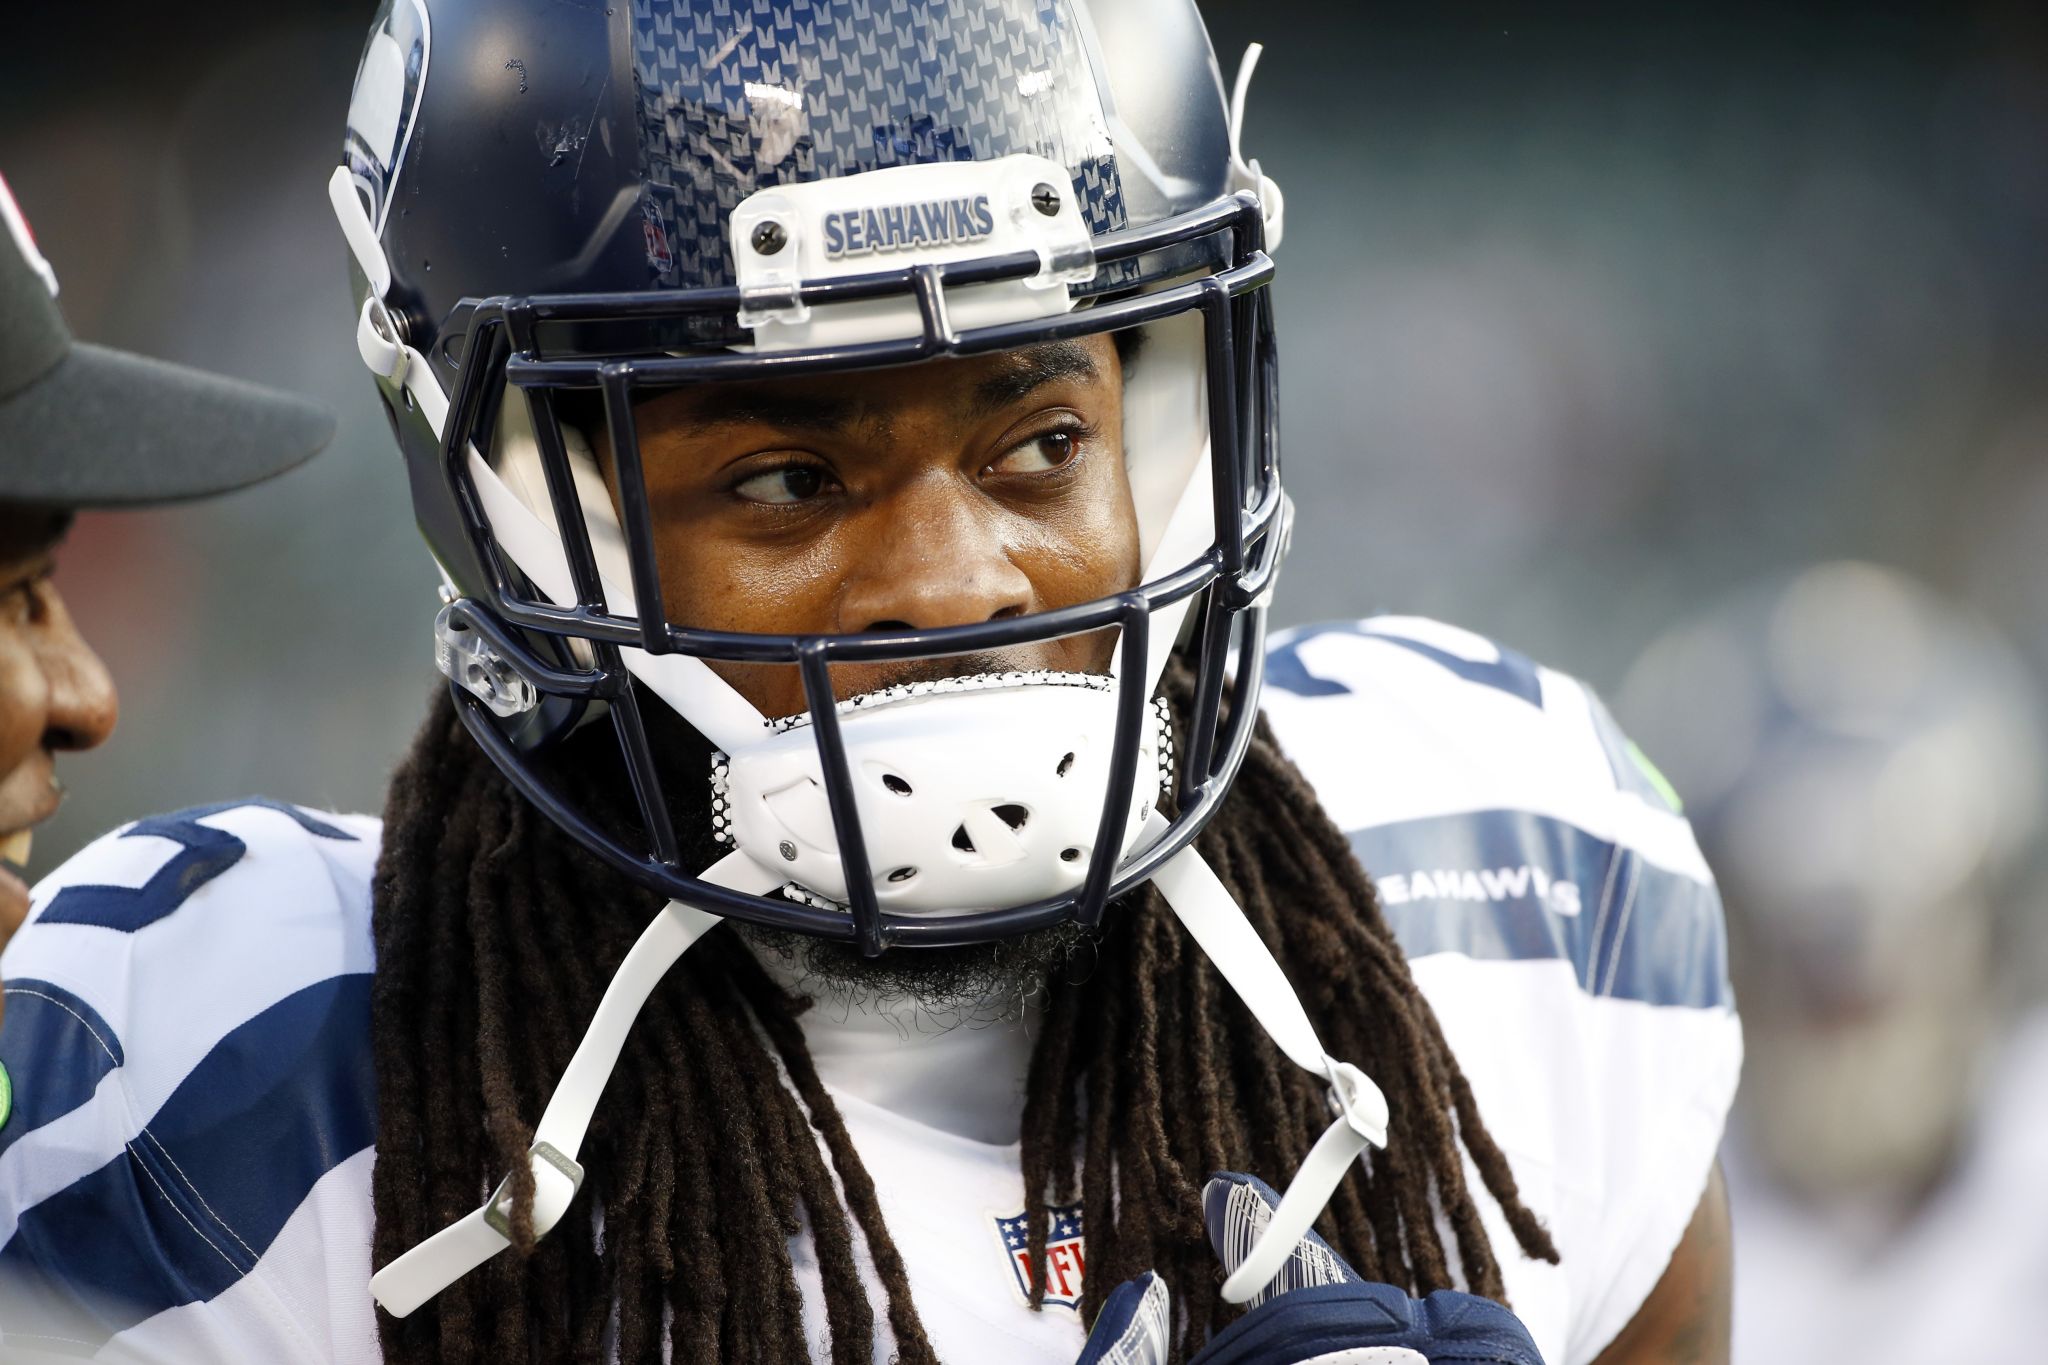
[
  {"xmin": 1123, "ymin": 310, "xmax": 1211, "ymax": 583},
  {"xmin": 1117, "ymin": 306, "xmax": 1216, "ymax": 700},
  {"xmin": 721, "ymin": 672, "xmax": 1170, "ymax": 915},
  {"xmin": 1122, "ymin": 442, "xmax": 1216, "ymax": 702},
  {"xmin": 469, "ymin": 441, "xmax": 769, "ymax": 754}
]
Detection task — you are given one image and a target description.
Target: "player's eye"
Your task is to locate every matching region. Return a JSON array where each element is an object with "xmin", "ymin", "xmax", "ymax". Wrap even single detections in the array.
[
  {"xmin": 732, "ymin": 463, "xmax": 831, "ymax": 505},
  {"xmin": 985, "ymin": 426, "xmax": 1086, "ymax": 478}
]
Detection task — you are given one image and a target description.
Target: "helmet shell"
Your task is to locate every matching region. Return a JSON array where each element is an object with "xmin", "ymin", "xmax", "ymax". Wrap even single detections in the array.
[{"xmin": 345, "ymin": 0, "xmax": 1236, "ymax": 387}]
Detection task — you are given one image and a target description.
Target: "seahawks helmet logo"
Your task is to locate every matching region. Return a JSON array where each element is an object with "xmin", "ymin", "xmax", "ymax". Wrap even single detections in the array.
[{"xmin": 822, "ymin": 195, "xmax": 997, "ymax": 260}]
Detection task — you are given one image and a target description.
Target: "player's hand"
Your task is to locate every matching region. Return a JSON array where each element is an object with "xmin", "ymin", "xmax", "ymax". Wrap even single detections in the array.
[{"xmin": 1075, "ymin": 1172, "xmax": 1549, "ymax": 1365}]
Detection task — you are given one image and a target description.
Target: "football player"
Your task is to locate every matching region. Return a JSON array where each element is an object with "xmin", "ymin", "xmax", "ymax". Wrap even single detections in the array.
[
  {"xmin": 0, "ymin": 168, "xmax": 331, "ymax": 1024},
  {"xmin": 0, "ymin": 2, "xmax": 1737, "ymax": 1362}
]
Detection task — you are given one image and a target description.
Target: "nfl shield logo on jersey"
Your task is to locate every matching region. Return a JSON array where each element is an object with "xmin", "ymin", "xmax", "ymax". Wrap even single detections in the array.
[{"xmin": 992, "ymin": 1203, "xmax": 1086, "ymax": 1310}]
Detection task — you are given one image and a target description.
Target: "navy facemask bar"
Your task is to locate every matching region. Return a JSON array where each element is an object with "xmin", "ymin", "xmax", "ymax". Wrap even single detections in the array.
[{"xmin": 432, "ymin": 189, "xmax": 1281, "ymax": 956}]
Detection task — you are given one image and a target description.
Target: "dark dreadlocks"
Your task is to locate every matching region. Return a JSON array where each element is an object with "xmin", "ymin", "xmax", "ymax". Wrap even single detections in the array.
[{"xmin": 368, "ymin": 666, "xmax": 1558, "ymax": 1365}]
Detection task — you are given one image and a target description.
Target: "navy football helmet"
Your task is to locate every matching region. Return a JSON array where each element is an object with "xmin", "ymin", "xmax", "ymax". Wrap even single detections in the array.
[
  {"xmin": 332, "ymin": 0, "xmax": 1286, "ymax": 956},
  {"xmin": 334, "ymin": 0, "xmax": 1387, "ymax": 1320}
]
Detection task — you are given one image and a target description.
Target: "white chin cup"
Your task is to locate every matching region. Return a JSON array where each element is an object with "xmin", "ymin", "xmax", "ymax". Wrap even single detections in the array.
[{"xmin": 717, "ymin": 674, "xmax": 1172, "ymax": 915}]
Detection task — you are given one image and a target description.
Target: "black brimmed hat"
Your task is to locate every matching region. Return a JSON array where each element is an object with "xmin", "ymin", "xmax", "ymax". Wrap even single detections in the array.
[{"xmin": 0, "ymin": 172, "xmax": 333, "ymax": 507}]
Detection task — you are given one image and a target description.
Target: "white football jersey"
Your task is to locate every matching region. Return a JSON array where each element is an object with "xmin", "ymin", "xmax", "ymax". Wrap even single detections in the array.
[{"xmin": 0, "ymin": 618, "xmax": 1739, "ymax": 1364}]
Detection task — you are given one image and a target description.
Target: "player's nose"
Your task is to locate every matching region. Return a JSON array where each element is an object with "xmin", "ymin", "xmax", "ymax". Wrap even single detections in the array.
[
  {"xmin": 33, "ymin": 582, "xmax": 118, "ymax": 753},
  {"xmin": 837, "ymin": 478, "xmax": 1034, "ymax": 634}
]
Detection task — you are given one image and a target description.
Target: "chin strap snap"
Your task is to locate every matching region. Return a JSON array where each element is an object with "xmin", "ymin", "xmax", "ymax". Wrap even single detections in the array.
[
  {"xmin": 1146, "ymin": 815, "xmax": 1389, "ymax": 1304},
  {"xmin": 368, "ymin": 850, "xmax": 783, "ymax": 1318}
]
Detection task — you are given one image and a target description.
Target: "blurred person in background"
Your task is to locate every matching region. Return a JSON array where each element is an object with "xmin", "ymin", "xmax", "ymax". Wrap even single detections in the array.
[
  {"xmin": 0, "ymin": 166, "xmax": 332, "ymax": 1031},
  {"xmin": 1617, "ymin": 560, "xmax": 2048, "ymax": 1363}
]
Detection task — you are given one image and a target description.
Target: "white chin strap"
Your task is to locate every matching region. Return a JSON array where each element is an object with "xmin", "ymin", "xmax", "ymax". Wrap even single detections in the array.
[
  {"xmin": 1147, "ymin": 815, "xmax": 1390, "ymax": 1303},
  {"xmin": 370, "ymin": 812, "xmax": 1387, "ymax": 1316},
  {"xmin": 368, "ymin": 850, "xmax": 781, "ymax": 1317}
]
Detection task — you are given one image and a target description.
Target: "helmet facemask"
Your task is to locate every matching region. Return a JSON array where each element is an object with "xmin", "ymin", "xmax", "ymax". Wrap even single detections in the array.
[{"xmin": 439, "ymin": 212, "xmax": 1284, "ymax": 956}]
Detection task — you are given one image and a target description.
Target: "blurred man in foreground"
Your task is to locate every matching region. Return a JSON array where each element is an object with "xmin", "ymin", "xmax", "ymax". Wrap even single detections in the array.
[{"xmin": 0, "ymin": 169, "xmax": 333, "ymax": 1022}]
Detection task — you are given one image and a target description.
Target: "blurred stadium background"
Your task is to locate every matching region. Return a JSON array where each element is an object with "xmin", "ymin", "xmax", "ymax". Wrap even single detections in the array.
[{"xmin": 6, "ymin": 2, "xmax": 2048, "ymax": 1358}]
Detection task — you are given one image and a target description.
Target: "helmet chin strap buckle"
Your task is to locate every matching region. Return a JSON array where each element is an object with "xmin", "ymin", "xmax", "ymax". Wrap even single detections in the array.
[
  {"xmin": 435, "ymin": 606, "xmax": 541, "ymax": 718},
  {"xmin": 1198, "ymin": 1056, "xmax": 1391, "ymax": 1304},
  {"xmin": 1324, "ymin": 1057, "xmax": 1390, "ymax": 1147},
  {"xmin": 481, "ymin": 1140, "xmax": 585, "ymax": 1242}
]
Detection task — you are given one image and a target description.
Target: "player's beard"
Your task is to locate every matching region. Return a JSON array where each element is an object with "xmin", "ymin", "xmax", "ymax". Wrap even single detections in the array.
[{"xmin": 734, "ymin": 918, "xmax": 1103, "ymax": 1025}]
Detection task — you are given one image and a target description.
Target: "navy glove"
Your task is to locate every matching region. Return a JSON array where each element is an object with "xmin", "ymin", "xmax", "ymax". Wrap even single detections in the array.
[{"xmin": 1075, "ymin": 1172, "xmax": 1547, "ymax": 1365}]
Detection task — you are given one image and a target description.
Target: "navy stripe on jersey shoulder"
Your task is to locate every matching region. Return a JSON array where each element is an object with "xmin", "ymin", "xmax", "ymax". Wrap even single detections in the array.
[
  {"xmin": 1268, "ymin": 620, "xmax": 1544, "ymax": 709},
  {"xmin": 0, "ymin": 971, "xmax": 375, "ymax": 1334},
  {"xmin": 0, "ymin": 980, "xmax": 124, "ymax": 1160},
  {"xmin": 1349, "ymin": 809, "xmax": 1731, "ymax": 1009},
  {"xmin": 39, "ymin": 799, "xmax": 357, "ymax": 934}
]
